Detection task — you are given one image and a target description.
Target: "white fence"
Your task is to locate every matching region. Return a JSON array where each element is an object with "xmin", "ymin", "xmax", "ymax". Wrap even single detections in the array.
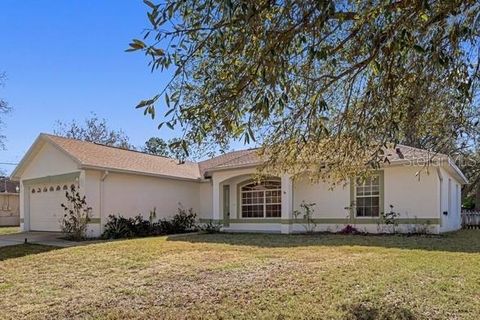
[{"xmin": 461, "ymin": 211, "xmax": 480, "ymax": 229}]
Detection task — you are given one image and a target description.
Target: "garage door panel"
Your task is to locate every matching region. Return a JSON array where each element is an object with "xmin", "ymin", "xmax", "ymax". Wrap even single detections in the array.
[{"xmin": 29, "ymin": 182, "xmax": 74, "ymax": 232}]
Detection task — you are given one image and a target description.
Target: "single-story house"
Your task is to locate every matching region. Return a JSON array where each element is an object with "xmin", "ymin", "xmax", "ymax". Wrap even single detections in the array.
[
  {"xmin": 0, "ymin": 177, "xmax": 20, "ymax": 226},
  {"xmin": 11, "ymin": 134, "xmax": 467, "ymax": 237}
]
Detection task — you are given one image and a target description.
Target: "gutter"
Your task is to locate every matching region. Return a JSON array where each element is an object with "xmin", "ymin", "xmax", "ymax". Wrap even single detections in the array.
[
  {"xmin": 203, "ymin": 162, "xmax": 262, "ymax": 175},
  {"xmin": 80, "ymin": 165, "xmax": 203, "ymax": 182},
  {"xmin": 99, "ymin": 170, "xmax": 109, "ymax": 233}
]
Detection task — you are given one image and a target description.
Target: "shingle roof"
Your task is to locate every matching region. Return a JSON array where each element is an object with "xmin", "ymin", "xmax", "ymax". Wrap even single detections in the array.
[
  {"xmin": 44, "ymin": 134, "xmax": 202, "ymax": 180},
  {"xmin": 200, "ymin": 144, "xmax": 446, "ymax": 173},
  {"xmin": 15, "ymin": 134, "xmax": 459, "ymax": 181},
  {"xmin": 198, "ymin": 149, "xmax": 260, "ymax": 175},
  {"xmin": 384, "ymin": 144, "xmax": 448, "ymax": 162}
]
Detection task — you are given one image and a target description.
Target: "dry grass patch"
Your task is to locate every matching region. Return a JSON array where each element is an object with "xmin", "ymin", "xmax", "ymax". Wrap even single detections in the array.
[{"xmin": 0, "ymin": 231, "xmax": 479, "ymax": 319}]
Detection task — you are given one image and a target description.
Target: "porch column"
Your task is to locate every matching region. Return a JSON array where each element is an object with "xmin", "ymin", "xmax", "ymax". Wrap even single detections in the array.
[
  {"xmin": 281, "ymin": 175, "xmax": 293, "ymax": 234},
  {"xmin": 20, "ymin": 181, "xmax": 29, "ymax": 232},
  {"xmin": 212, "ymin": 178, "xmax": 221, "ymax": 222}
]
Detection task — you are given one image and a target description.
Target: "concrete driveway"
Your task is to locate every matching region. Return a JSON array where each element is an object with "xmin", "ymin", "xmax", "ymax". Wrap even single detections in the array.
[{"xmin": 0, "ymin": 232, "xmax": 82, "ymax": 248}]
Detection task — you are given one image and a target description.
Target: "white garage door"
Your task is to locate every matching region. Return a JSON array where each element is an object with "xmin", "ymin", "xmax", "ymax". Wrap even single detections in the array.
[{"xmin": 29, "ymin": 183, "xmax": 75, "ymax": 231}]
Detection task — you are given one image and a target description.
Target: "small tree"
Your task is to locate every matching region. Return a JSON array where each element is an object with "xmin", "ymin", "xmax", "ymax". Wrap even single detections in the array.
[
  {"xmin": 293, "ymin": 201, "xmax": 317, "ymax": 233},
  {"xmin": 378, "ymin": 205, "xmax": 400, "ymax": 234},
  {"xmin": 0, "ymin": 72, "xmax": 12, "ymax": 150},
  {"xmin": 60, "ymin": 185, "xmax": 92, "ymax": 240}
]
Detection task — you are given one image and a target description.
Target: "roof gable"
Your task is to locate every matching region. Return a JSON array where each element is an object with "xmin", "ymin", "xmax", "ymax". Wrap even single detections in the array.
[{"xmin": 12, "ymin": 134, "xmax": 202, "ymax": 181}]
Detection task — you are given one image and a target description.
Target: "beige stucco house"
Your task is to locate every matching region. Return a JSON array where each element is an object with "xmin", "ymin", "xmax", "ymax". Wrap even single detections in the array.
[
  {"xmin": 11, "ymin": 134, "xmax": 467, "ymax": 237},
  {"xmin": 0, "ymin": 178, "xmax": 20, "ymax": 226}
]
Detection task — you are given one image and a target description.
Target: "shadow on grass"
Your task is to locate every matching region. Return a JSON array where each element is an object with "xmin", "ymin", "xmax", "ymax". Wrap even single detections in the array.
[
  {"xmin": 342, "ymin": 300, "xmax": 418, "ymax": 320},
  {"xmin": 167, "ymin": 230, "xmax": 480, "ymax": 253},
  {"xmin": 0, "ymin": 244, "xmax": 58, "ymax": 262}
]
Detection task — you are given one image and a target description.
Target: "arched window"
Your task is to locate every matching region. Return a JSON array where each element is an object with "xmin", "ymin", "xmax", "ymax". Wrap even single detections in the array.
[
  {"xmin": 63, "ymin": 185, "xmax": 68, "ymax": 191},
  {"xmin": 56, "ymin": 186, "xmax": 61, "ymax": 191},
  {"xmin": 240, "ymin": 180, "xmax": 281, "ymax": 218},
  {"xmin": 31, "ymin": 189, "xmax": 36, "ymax": 194},
  {"xmin": 49, "ymin": 186, "xmax": 54, "ymax": 192}
]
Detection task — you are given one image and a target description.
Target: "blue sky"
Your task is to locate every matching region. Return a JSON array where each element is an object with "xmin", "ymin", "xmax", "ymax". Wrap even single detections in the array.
[{"xmin": 0, "ymin": 0, "xmax": 184, "ymax": 174}]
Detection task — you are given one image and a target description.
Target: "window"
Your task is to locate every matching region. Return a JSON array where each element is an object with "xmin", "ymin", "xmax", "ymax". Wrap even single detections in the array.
[
  {"xmin": 241, "ymin": 180, "xmax": 281, "ymax": 218},
  {"xmin": 355, "ymin": 175, "xmax": 380, "ymax": 217}
]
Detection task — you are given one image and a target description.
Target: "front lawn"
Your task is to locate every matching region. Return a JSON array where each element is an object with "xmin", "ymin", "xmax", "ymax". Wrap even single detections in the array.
[{"xmin": 0, "ymin": 230, "xmax": 479, "ymax": 319}]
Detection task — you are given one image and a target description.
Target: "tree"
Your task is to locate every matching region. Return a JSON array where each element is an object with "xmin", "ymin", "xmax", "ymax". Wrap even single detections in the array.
[
  {"xmin": 60, "ymin": 185, "xmax": 92, "ymax": 240},
  {"xmin": 143, "ymin": 136, "xmax": 203, "ymax": 160},
  {"xmin": 0, "ymin": 72, "xmax": 11, "ymax": 150},
  {"xmin": 130, "ymin": 0, "xmax": 480, "ymax": 182},
  {"xmin": 143, "ymin": 137, "xmax": 172, "ymax": 157},
  {"xmin": 54, "ymin": 114, "xmax": 134, "ymax": 150}
]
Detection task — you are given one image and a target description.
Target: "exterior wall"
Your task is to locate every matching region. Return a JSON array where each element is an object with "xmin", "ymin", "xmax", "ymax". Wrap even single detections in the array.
[
  {"xmin": 21, "ymin": 143, "xmax": 79, "ymax": 179},
  {"xmin": 84, "ymin": 170, "xmax": 102, "ymax": 237},
  {"xmin": 212, "ymin": 165, "xmax": 452, "ymax": 234},
  {"xmin": 198, "ymin": 181, "xmax": 213, "ymax": 220},
  {"xmin": 101, "ymin": 172, "xmax": 201, "ymax": 225},
  {"xmin": 383, "ymin": 165, "xmax": 438, "ymax": 220},
  {"xmin": 293, "ymin": 177, "xmax": 350, "ymax": 219},
  {"xmin": 0, "ymin": 194, "xmax": 20, "ymax": 226},
  {"xmin": 438, "ymin": 167, "xmax": 462, "ymax": 232}
]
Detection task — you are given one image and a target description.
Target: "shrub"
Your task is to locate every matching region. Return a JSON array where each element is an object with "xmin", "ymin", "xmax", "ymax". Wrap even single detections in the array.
[
  {"xmin": 60, "ymin": 185, "xmax": 92, "ymax": 241},
  {"xmin": 378, "ymin": 205, "xmax": 400, "ymax": 233},
  {"xmin": 199, "ymin": 220, "xmax": 222, "ymax": 233},
  {"xmin": 339, "ymin": 225, "xmax": 360, "ymax": 234},
  {"xmin": 293, "ymin": 201, "xmax": 317, "ymax": 233},
  {"xmin": 171, "ymin": 206, "xmax": 197, "ymax": 232},
  {"xmin": 407, "ymin": 217, "xmax": 432, "ymax": 235},
  {"xmin": 102, "ymin": 206, "xmax": 198, "ymax": 239},
  {"xmin": 102, "ymin": 215, "xmax": 136, "ymax": 239}
]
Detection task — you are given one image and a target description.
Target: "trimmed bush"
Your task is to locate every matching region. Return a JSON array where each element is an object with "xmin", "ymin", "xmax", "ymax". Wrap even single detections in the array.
[{"xmin": 102, "ymin": 206, "xmax": 198, "ymax": 239}]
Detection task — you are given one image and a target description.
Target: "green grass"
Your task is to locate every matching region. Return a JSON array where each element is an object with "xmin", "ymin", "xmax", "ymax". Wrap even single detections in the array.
[
  {"xmin": 0, "ymin": 226, "xmax": 19, "ymax": 235},
  {"xmin": 0, "ymin": 230, "xmax": 479, "ymax": 319}
]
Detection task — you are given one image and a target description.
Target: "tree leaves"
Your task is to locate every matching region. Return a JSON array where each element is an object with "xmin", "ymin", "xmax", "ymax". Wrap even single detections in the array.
[{"xmin": 131, "ymin": 0, "xmax": 480, "ymax": 182}]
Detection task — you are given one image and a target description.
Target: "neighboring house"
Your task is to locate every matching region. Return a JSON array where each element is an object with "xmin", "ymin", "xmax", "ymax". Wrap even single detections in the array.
[
  {"xmin": 0, "ymin": 177, "xmax": 20, "ymax": 226},
  {"xmin": 11, "ymin": 134, "xmax": 467, "ymax": 237}
]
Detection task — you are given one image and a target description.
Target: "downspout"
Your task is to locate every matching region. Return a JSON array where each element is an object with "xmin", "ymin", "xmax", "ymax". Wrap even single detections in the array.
[
  {"xmin": 99, "ymin": 170, "xmax": 109, "ymax": 233},
  {"xmin": 436, "ymin": 168, "xmax": 443, "ymax": 231}
]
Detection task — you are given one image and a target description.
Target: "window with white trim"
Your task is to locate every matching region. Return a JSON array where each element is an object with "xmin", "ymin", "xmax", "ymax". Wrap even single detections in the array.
[
  {"xmin": 241, "ymin": 180, "xmax": 281, "ymax": 218},
  {"xmin": 355, "ymin": 175, "xmax": 380, "ymax": 217}
]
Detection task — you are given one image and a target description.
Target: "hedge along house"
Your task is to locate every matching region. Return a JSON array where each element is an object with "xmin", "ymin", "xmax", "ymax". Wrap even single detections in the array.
[{"xmin": 11, "ymin": 134, "xmax": 467, "ymax": 237}]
